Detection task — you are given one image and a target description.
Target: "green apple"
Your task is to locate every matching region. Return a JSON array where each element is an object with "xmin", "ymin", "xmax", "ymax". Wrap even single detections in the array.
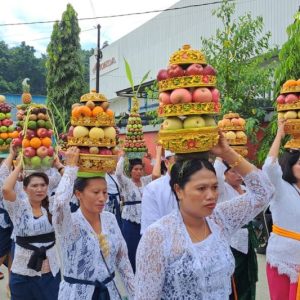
[
  {"xmin": 203, "ymin": 116, "xmax": 216, "ymax": 127},
  {"xmin": 162, "ymin": 117, "xmax": 183, "ymax": 130},
  {"xmin": 183, "ymin": 116, "xmax": 205, "ymax": 129},
  {"xmin": 27, "ymin": 121, "xmax": 37, "ymax": 130},
  {"xmin": 37, "ymin": 120, "xmax": 46, "ymax": 128},
  {"xmin": 0, "ymin": 139, "xmax": 4, "ymax": 145},
  {"xmin": 42, "ymin": 156, "xmax": 53, "ymax": 168},
  {"xmin": 31, "ymin": 156, "xmax": 42, "ymax": 169}
]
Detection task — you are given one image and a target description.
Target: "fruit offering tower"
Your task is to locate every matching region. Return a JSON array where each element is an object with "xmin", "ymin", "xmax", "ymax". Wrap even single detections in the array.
[
  {"xmin": 276, "ymin": 79, "xmax": 300, "ymax": 148},
  {"xmin": 123, "ymin": 98, "xmax": 147, "ymax": 159},
  {"xmin": 67, "ymin": 90, "xmax": 118, "ymax": 176},
  {"xmin": 12, "ymin": 79, "xmax": 56, "ymax": 171},
  {"xmin": 0, "ymin": 95, "xmax": 17, "ymax": 152},
  {"xmin": 157, "ymin": 44, "xmax": 220, "ymax": 154},
  {"xmin": 218, "ymin": 112, "xmax": 248, "ymax": 157}
]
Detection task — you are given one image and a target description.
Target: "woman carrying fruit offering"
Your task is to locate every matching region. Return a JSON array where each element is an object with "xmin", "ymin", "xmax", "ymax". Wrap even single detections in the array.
[
  {"xmin": 214, "ymin": 158, "xmax": 258, "ymax": 300},
  {"xmin": 134, "ymin": 133, "xmax": 274, "ymax": 300},
  {"xmin": 52, "ymin": 147, "xmax": 134, "ymax": 300},
  {"xmin": 262, "ymin": 119, "xmax": 300, "ymax": 300},
  {"xmin": 2, "ymin": 159, "xmax": 61, "ymax": 300},
  {"xmin": 116, "ymin": 146, "xmax": 162, "ymax": 273}
]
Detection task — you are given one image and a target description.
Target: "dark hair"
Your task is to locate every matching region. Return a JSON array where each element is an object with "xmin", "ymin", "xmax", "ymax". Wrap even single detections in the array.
[
  {"xmin": 170, "ymin": 159, "xmax": 216, "ymax": 201},
  {"xmin": 129, "ymin": 158, "xmax": 143, "ymax": 173},
  {"xmin": 23, "ymin": 173, "xmax": 51, "ymax": 224},
  {"xmin": 161, "ymin": 161, "xmax": 168, "ymax": 175},
  {"xmin": 279, "ymin": 150, "xmax": 300, "ymax": 184},
  {"xmin": 74, "ymin": 177, "xmax": 106, "ymax": 193}
]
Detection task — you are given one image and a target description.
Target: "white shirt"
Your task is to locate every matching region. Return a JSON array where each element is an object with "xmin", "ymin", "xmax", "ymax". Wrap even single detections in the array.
[
  {"xmin": 0, "ymin": 161, "xmax": 12, "ymax": 228},
  {"xmin": 105, "ymin": 173, "xmax": 120, "ymax": 195},
  {"xmin": 140, "ymin": 174, "xmax": 177, "ymax": 234},
  {"xmin": 53, "ymin": 166, "xmax": 134, "ymax": 300},
  {"xmin": 214, "ymin": 159, "xmax": 249, "ymax": 254},
  {"xmin": 3, "ymin": 183, "xmax": 60, "ymax": 277},
  {"xmin": 263, "ymin": 156, "xmax": 300, "ymax": 283},
  {"xmin": 135, "ymin": 169, "xmax": 274, "ymax": 299},
  {"xmin": 116, "ymin": 157, "xmax": 152, "ymax": 224}
]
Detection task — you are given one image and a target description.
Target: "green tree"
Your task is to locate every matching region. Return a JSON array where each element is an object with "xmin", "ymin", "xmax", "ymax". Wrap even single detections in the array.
[
  {"xmin": 0, "ymin": 41, "xmax": 46, "ymax": 94},
  {"xmin": 257, "ymin": 9, "xmax": 300, "ymax": 164},
  {"xmin": 46, "ymin": 4, "xmax": 85, "ymax": 132},
  {"xmin": 201, "ymin": 0, "xmax": 276, "ymax": 142}
]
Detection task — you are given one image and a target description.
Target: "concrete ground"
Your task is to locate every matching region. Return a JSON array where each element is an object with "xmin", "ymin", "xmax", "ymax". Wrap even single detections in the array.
[{"xmin": 0, "ymin": 254, "xmax": 270, "ymax": 299}]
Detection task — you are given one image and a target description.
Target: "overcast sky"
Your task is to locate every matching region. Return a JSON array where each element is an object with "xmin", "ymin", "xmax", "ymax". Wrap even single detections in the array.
[{"xmin": 0, "ymin": 0, "xmax": 179, "ymax": 56}]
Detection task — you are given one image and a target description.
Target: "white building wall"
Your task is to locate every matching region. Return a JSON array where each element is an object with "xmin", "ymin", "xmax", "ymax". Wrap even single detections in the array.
[{"xmin": 90, "ymin": 0, "xmax": 299, "ymax": 116}]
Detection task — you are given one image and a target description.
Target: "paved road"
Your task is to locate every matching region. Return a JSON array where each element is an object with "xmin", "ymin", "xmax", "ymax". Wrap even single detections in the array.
[{"xmin": 0, "ymin": 254, "xmax": 270, "ymax": 299}]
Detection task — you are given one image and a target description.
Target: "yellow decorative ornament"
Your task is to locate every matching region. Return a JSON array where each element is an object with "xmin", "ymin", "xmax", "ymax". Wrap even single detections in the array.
[
  {"xmin": 78, "ymin": 154, "xmax": 117, "ymax": 173},
  {"xmin": 169, "ymin": 44, "xmax": 206, "ymax": 66},
  {"xmin": 80, "ymin": 90, "xmax": 108, "ymax": 102},
  {"xmin": 67, "ymin": 136, "xmax": 116, "ymax": 148},
  {"xmin": 98, "ymin": 233, "xmax": 110, "ymax": 258}
]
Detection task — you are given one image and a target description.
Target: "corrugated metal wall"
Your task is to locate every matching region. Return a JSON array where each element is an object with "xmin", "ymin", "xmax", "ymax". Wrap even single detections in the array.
[{"xmin": 93, "ymin": 0, "xmax": 299, "ymax": 115}]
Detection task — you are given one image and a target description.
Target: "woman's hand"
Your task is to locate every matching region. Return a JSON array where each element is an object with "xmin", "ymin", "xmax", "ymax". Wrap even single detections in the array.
[
  {"xmin": 53, "ymin": 155, "xmax": 64, "ymax": 170},
  {"xmin": 65, "ymin": 147, "xmax": 80, "ymax": 167},
  {"xmin": 9, "ymin": 143, "xmax": 17, "ymax": 159},
  {"xmin": 211, "ymin": 130, "xmax": 232, "ymax": 158},
  {"xmin": 276, "ymin": 118, "xmax": 286, "ymax": 140}
]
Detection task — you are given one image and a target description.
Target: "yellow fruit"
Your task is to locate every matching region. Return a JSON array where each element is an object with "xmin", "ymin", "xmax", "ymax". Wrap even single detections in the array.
[
  {"xmin": 89, "ymin": 127, "xmax": 104, "ymax": 139},
  {"xmin": 103, "ymin": 127, "xmax": 116, "ymax": 139},
  {"xmin": 225, "ymin": 131, "xmax": 236, "ymax": 140},
  {"xmin": 73, "ymin": 126, "xmax": 89, "ymax": 138},
  {"xmin": 22, "ymin": 92, "xmax": 32, "ymax": 104},
  {"xmin": 284, "ymin": 111, "xmax": 297, "ymax": 119},
  {"xmin": 236, "ymin": 131, "xmax": 246, "ymax": 139}
]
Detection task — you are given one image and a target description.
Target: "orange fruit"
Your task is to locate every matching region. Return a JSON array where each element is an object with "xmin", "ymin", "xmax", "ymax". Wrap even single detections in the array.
[
  {"xmin": 72, "ymin": 107, "xmax": 81, "ymax": 118},
  {"xmin": 297, "ymin": 79, "xmax": 300, "ymax": 86},
  {"xmin": 30, "ymin": 137, "xmax": 42, "ymax": 149},
  {"xmin": 106, "ymin": 109, "xmax": 114, "ymax": 117},
  {"xmin": 41, "ymin": 137, "xmax": 52, "ymax": 147},
  {"xmin": 92, "ymin": 106, "xmax": 104, "ymax": 117},
  {"xmin": 0, "ymin": 133, "xmax": 8, "ymax": 139},
  {"xmin": 80, "ymin": 106, "xmax": 92, "ymax": 117},
  {"xmin": 10, "ymin": 131, "xmax": 19, "ymax": 139},
  {"xmin": 22, "ymin": 138, "xmax": 31, "ymax": 148}
]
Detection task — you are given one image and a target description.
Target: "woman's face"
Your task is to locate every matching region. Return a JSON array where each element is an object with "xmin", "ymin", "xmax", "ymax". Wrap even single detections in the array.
[
  {"xmin": 24, "ymin": 177, "xmax": 48, "ymax": 204},
  {"xmin": 292, "ymin": 159, "xmax": 300, "ymax": 182},
  {"xmin": 131, "ymin": 164, "xmax": 144, "ymax": 181},
  {"xmin": 175, "ymin": 168, "xmax": 219, "ymax": 218},
  {"xmin": 76, "ymin": 178, "xmax": 108, "ymax": 214},
  {"xmin": 225, "ymin": 169, "xmax": 243, "ymax": 187}
]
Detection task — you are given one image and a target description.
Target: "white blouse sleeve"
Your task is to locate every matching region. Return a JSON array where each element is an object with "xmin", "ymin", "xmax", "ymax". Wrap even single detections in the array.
[
  {"xmin": 211, "ymin": 169, "xmax": 274, "ymax": 239},
  {"xmin": 115, "ymin": 157, "xmax": 131, "ymax": 188},
  {"xmin": 52, "ymin": 166, "xmax": 78, "ymax": 238},
  {"xmin": 135, "ymin": 226, "xmax": 167, "ymax": 300},
  {"xmin": 0, "ymin": 161, "xmax": 11, "ymax": 203},
  {"xmin": 262, "ymin": 156, "xmax": 283, "ymax": 187},
  {"xmin": 46, "ymin": 168, "xmax": 61, "ymax": 195},
  {"xmin": 113, "ymin": 217, "xmax": 135, "ymax": 299}
]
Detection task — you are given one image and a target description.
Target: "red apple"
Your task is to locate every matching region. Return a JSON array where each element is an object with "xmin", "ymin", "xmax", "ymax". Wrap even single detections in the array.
[
  {"xmin": 24, "ymin": 147, "xmax": 36, "ymax": 158},
  {"xmin": 25, "ymin": 129, "xmax": 36, "ymax": 139},
  {"xmin": 285, "ymin": 94, "xmax": 298, "ymax": 104},
  {"xmin": 167, "ymin": 64, "xmax": 185, "ymax": 78},
  {"xmin": 202, "ymin": 65, "xmax": 216, "ymax": 76},
  {"xmin": 186, "ymin": 64, "xmax": 204, "ymax": 76},
  {"xmin": 159, "ymin": 92, "xmax": 171, "ymax": 105},
  {"xmin": 192, "ymin": 88, "xmax": 213, "ymax": 103},
  {"xmin": 2, "ymin": 119, "xmax": 13, "ymax": 126},
  {"xmin": 80, "ymin": 148, "xmax": 90, "ymax": 154},
  {"xmin": 47, "ymin": 146, "xmax": 54, "ymax": 157},
  {"xmin": 99, "ymin": 149, "xmax": 112, "ymax": 155},
  {"xmin": 36, "ymin": 146, "xmax": 49, "ymax": 158},
  {"xmin": 37, "ymin": 128, "xmax": 49, "ymax": 138},
  {"xmin": 156, "ymin": 69, "xmax": 169, "ymax": 81},
  {"xmin": 170, "ymin": 89, "xmax": 192, "ymax": 104},
  {"xmin": 47, "ymin": 129, "xmax": 54, "ymax": 138},
  {"xmin": 12, "ymin": 137, "xmax": 22, "ymax": 147},
  {"xmin": 276, "ymin": 95, "xmax": 285, "ymax": 104},
  {"xmin": 211, "ymin": 88, "xmax": 220, "ymax": 103}
]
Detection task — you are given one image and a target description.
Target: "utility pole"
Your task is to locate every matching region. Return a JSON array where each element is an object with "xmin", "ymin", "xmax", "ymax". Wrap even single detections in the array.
[{"xmin": 95, "ymin": 24, "xmax": 102, "ymax": 92}]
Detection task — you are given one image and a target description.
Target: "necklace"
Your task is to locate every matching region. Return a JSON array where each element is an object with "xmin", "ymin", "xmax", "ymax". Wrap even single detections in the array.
[{"xmin": 185, "ymin": 219, "xmax": 207, "ymax": 243}]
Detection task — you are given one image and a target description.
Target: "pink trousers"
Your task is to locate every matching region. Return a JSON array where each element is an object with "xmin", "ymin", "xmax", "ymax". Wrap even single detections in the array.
[{"xmin": 267, "ymin": 263, "xmax": 298, "ymax": 300}]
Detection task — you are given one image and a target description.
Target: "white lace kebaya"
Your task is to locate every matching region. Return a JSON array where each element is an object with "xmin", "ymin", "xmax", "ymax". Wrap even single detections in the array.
[
  {"xmin": 116, "ymin": 157, "xmax": 151, "ymax": 224},
  {"xmin": 53, "ymin": 166, "xmax": 135, "ymax": 300},
  {"xmin": 3, "ymin": 181, "xmax": 59, "ymax": 277},
  {"xmin": 135, "ymin": 170, "xmax": 274, "ymax": 300},
  {"xmin": 0, "ymin": 161, "xmax": 12, "ymax": 228},
  {"xmin": 263, "ymin": 156, "xmax": 300, "ymax": 283}
]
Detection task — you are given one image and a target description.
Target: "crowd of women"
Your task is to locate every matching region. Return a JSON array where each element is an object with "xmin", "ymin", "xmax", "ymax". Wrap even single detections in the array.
[{"xmin": 0, "ymin": 119, "xmax": 299, "ymax": 300}]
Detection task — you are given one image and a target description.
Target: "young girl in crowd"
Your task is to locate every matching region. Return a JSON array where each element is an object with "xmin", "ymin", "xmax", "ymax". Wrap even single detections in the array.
[
  {"xmin": 262, "ymin": 119, "xmax": 300, "ymax": 300},
  {"xmin": 135, "ymin": 133, "xmax": 274, "ymax": 300},
  {"xmin": 53, "ymin": 147, "xmax": 134, "ymax": 300}
]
